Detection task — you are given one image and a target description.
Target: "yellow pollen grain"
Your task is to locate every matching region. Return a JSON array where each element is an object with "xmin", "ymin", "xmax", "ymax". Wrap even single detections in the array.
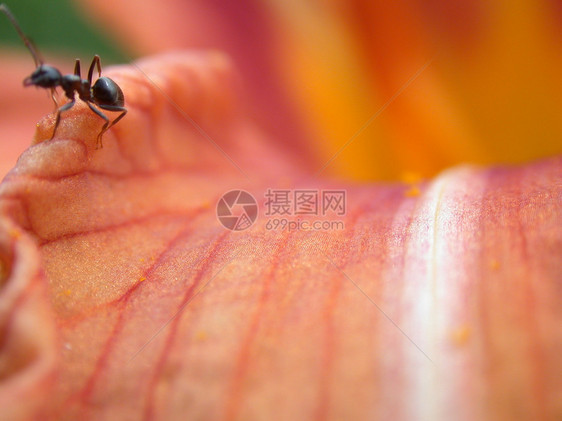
[
  {"xmin": 196, "ymin": 331, "xmax": 208, "ymax": 341},
  {"xmin": 404, "ymin": 185, "xmax": 421, "ymax": 197},
  {"xmin": 451, "ymin": 325, "xmax": 472, "ymax": 346},
  {"xmin": 138, "ymin": 276, "xmax": 146, "ymax": 282},
  {"xmin": 401, "ymin": 171, "xmax": 423, "ymax": 185},
  {"xmin": 9, "ymin": 229, "xmax": 21, "ymax": 239},
  {"xmin": 63, "ymin": 289, "xmax": 72, "ymax": 296},
  {"xmin": 490, "ymin": 259, "xmax": 500, "ymax": 270}
]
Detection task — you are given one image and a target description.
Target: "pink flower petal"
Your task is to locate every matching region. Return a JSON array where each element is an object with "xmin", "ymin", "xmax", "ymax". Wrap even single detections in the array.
[{"xmin": 0, "ymin": 52, "xmax": 560, "ymax": 420}]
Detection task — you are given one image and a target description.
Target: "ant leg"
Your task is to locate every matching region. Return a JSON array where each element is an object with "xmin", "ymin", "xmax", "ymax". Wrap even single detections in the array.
[
  {"xmin": 99, "ymin": 105, "xmax": 127, "ymax": 129},
  {"xmin": 50, "ymin": 99, "xmax": 76, "ymax": 140},
  {"xmin": 87, "ymin": 55, "xmax": 102, "ymax": 85},
  {"xmin": 99, "ymin": 104, "xmax": 127, "ymax": 143},
  {"xmin": 49, "ymin": 88, "xmax": 58, "ymax": 110},
  {"xmin": 86, "ymin": 102, "xmax": 109, "ymax": 149},
  {"xmin": 88, "ymin": 103, "xmax": 127, "ymax": 149},
  {"xmin": 74, "ymin": 58, "xmax": 81, "ymax": 77}
]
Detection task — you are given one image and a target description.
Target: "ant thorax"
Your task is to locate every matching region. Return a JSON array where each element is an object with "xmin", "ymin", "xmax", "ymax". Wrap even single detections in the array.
[{"xmin": 60, "ymin": 74, "xmax": 90, "ymax": 101}]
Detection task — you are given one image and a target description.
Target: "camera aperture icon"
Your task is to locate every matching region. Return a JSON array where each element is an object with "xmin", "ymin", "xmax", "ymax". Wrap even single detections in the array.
[{"xmin": 216, "ymin": 190, "xmax": 258, "ymax": 231}]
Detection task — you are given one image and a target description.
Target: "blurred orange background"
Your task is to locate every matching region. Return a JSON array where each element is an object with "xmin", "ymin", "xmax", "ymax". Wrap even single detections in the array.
[{"xmin": 1, "ymin": 0, "xmax": 561, "ymax": 180}]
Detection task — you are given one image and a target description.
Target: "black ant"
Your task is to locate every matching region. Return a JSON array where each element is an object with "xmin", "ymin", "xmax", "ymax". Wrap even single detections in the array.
[{"xmin": 0, "ymin": 4, "xmax": 126, "ymax": 148}]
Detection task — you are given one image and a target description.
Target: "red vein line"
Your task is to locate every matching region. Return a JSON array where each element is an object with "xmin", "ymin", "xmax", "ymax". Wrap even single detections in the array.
[
  {"xmin": 518, "ymin": 215, "xmax": 547, "ymax": 420},
  {"xmin": 223, "ymin": 231, "xmax": 292, "ymax": 421},
  {"xmin": 37, "ymin": 211, "xmax": 193, "ymax": 246},
  {"xmin": 65, "ymin": 218, "xmax": 200, "ymax": 411},
  {"xmin": 320, "ymin": 249, "xmax": 434, "ymax": 365},
  {"xmin": 311, "ymin": 209, "xmax": 363, "ymax": 421},
  {"xmin": 129, "ymin": 231, "xmax": 237, "ymax": 363},
  {"xmin": 141, "ymin": 231, "xmax": 231, "ymax": 420},
  {"xmin": 15, "ymin": 165, "xmax": 227, "ymax": 182}
]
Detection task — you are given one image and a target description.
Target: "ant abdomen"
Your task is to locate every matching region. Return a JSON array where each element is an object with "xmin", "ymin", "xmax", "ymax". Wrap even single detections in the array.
[{"xmin": 92, "ymin": 77, "xmax": 124, "ymax": 107}]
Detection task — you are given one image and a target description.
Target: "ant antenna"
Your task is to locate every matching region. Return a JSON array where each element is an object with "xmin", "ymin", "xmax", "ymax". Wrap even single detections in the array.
[{"xmin": 0, "ymin": 4, "xmax": 44, "ymax": 67}]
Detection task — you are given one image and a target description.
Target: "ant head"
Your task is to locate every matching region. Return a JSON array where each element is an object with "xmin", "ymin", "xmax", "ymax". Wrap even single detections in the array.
[{"xmin": 23, "ymin": 65, "xmax": 62, "ymax": 88}]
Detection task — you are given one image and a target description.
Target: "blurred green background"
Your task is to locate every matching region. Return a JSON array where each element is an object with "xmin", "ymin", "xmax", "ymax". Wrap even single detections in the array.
[{"xmin": 0, "ymin": 0, "xmax": 128, "ymax": 65}]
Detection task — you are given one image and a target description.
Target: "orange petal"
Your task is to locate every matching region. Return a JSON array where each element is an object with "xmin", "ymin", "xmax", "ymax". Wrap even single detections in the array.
[
  {"xmin": 0, "ymin": 52, "xmax": 560, "ymax": 420},
  {"xmin": 78, "ymin": 0, "xmax": 562, "ymax": 180}
]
